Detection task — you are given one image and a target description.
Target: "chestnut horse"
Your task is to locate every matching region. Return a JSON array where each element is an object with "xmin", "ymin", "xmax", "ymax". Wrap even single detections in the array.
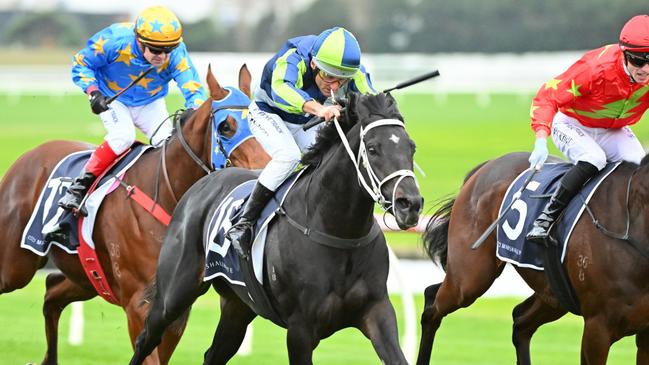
[
  {"xmin": 0, "ymin": 65, "xmax": 270, "ymax": 365},
  {"xmin": 417, "ymin": 151, "xmax": 649, "ymax": 365}
]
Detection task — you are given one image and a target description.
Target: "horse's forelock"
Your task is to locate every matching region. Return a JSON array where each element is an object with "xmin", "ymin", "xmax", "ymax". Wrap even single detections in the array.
[
  {"xmin": 356, "ymin": 93, "xmax": 403, "ymax": 125},
  {"xmin": 301, "ymin": 92, "xmax": 403, "ymax": 166}
]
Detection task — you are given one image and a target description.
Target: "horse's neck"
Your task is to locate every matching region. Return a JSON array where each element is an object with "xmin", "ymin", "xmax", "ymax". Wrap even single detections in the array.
[
  {"xmin": 306, "ymin": 142, "xmax": 376, "ymax": 237},
  {"xmin": 133, "ymin": 116, "xmax": 210, "ymax": 210},
  {"xmin": 159, "ymin": 117, "xmax": 211, "ymax": 202}
]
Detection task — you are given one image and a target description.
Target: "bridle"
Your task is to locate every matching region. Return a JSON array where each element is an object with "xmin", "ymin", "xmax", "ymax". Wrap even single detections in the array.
[
  {"xmin": 334, "ymin": 117, "xmax": 418, "ymax": 212},
  {"xmin": 157, "ymin": 103, "xmax": 249, "ymax": 203},
  {"xmin": 278, "ymin": 116, "xmax": 418, "ymax": 249}
]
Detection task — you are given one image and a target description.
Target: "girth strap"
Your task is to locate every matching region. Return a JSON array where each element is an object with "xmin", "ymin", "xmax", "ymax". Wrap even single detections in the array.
[{"xmin": 276, "ymin": 206, "xmax": 381, "ymax": 249}]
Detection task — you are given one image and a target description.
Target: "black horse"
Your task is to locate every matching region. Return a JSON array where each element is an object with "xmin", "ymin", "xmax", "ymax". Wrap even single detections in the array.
[{"xmin": 127, "ymin": 92, "xmax": 422, "ymax": 365}]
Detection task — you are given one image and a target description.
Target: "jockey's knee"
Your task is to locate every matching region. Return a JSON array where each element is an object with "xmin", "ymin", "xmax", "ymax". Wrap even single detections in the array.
[
  {"xmin": 106, "ymin": 132, "xmax": 135, "ymax": 155},
  {"xmin": 271, "ymin": 145, "xmax": 302, "ymax": 166},
  {"xmin": 578, "ymin": 151, "xmax": 606, "ymax": 171}
]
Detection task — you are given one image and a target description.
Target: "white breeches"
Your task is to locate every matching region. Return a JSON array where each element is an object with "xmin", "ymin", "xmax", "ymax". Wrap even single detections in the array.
[
  {"xmin": 551, "ymin": 112, "xmax": 645, "ymax": 170},
  {"xmin": 248, "ymin": 101, "xmax": 322, "ymax": 191},
  {"xmin": 98, "ymin": 97, "xmax": 173, "ymax": 154}
]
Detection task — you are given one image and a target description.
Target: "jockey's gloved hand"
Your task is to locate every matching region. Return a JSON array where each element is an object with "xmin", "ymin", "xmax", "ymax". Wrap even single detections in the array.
[
  {"xmin": 89, "ymin": 90, "xmax": 109, "ymax": 115},
  {"xmin": 528, "ymin": 137, "xmax": 548, "ymax": 170}
]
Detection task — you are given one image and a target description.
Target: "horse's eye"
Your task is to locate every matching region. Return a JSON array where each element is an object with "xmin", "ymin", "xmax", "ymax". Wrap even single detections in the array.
[
  {"xmin": 367, "ymin": 145, "xmax": 378, "ymax": 155},
  {"xmin": 218, "ymin": 121, "xmax": 232, "ymax": 134}
]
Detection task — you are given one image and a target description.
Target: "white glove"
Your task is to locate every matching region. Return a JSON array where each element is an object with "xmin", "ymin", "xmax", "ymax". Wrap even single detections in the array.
[{"xmin": 528, "ymin": 138, "xmax": 548, "ymax": 170}]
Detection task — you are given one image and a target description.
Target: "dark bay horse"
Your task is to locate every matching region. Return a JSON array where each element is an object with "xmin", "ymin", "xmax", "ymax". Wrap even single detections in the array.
[
  {"xmin": 128, "ymin": 92, "xmax": 423, "ymax": 365},
  {"xmin": 0, "ymin": 65, "xmax": 270, "ymax": 365},
  {"xmin": 417, "ymin": 151, "xmax": 649, "ymax": 365}
]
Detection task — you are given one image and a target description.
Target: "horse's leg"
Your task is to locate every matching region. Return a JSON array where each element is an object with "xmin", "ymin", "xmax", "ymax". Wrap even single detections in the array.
[
  {"xmin": 202, "ymin": 292, "xmax": 256, "ymax": 365},
  {"xmin": 635, "ymin": 329, "xmax": 649, "ymax": 365},
  {"xmin": 40, "ymin": 273, "xmax": 97, "ymax": 365},
  {"xmin": 416, "ymin": 283, "xmax": 441, "ymax": 365},
  {"xmin": 417, "ymin": 260, "xmax": 502, "ymax": 365},
  {"xmin": 129, "ymin": 236, "xmax": 206, "ymax": 365},
  {"xmin": 286, "ymin": 317, "xmax": 318, "ymax": 365},
  {"xmin": 511, "ymin": 294, "xmax": 567, "ymax": 365},
  {"xmin": 359, "ymin": 298, "xmax": 408, "ymax": 365},
  {"xmin": 580, "ymin": 317, "xmax": 612, "ymax": 365},
  {"xmin": 0, "ymin": 218, "xmax": 45, "ymax": 294},
  {"xmin": 125, "ymin": 294, "xmax": 163, "ymax": 365},
  {"xmin": 128, "ymin": 278, "xmax": 201, "ymax": 365}
]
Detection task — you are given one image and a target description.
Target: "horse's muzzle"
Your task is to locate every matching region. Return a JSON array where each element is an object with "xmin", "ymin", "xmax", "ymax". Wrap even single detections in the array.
[{"xmin": 393, "ymin": 194, "xmax": 423, "ymax": 230}]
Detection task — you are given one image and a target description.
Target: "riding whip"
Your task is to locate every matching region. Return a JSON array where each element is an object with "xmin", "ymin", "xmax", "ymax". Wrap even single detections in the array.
[
  {"xmin": 106, "ymin": 66, "xmax": 155, "ymax": 104},
  {"xmin": 470, "ymin": 166, "xmax": 541, "ymax": 250},
  {"xmin": 303, "ymin": 69, "xmax": 441, "ymax": 131}
]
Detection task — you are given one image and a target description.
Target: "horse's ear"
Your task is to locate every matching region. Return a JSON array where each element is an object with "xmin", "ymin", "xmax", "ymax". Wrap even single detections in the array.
[
  {"xmin": 384, "ymin": 92, "xmax": 403, "ymax": 121},
  {"xmin": 344, "ymin": 92, "xmax": 360, "ymax": 125},
  {"xmin": 238, "ymin": 64, "xmax": 252, "ymax": 98},
  {"xmin": 206, "ymin": 64, "xmax": 228, "ymax": 100}
]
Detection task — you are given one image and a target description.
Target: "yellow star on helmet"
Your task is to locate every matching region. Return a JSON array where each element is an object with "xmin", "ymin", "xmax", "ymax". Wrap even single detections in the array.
[
  {"xmin": 116, "ymin": 44, "xmax": 134, "ymax": 66},
  {"xmin": 91, "ymin": 36, "xmax": 108, "ymax": 56},
  {"xmin": 73, "ymin": 53, "xmax": 86, "ymax": 67},
  {"xmin": 182, "ymin": 80, "xmax": 203, "ymax": 93},
  {"xmin": 107, "ymin": 80, "xmax": 122, "ymax": 92},
  {"xmin": 544, "ymin": 78, "xmax": 561, "ymax": 90},
  {"xmin": 129, "ymin": 72, "xmax": 154, "ymax": 89},
  {"xmin": 148, "ymin": 85, "xmax": 163, "ymax": 96},
  {"xmin": 176, "ymin": 58, "xmax": 190, "ymax": 73}
]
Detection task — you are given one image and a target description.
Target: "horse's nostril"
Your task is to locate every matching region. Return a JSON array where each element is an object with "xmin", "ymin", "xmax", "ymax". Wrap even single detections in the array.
[{"xmin": 395, "ymin": 197, "xmax": 411, "ymax": 210}]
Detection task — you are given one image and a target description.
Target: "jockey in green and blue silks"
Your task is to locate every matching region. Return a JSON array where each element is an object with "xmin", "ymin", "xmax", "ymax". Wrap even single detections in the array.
[
  {"xmin": 255, "ymin": 27, "xmax": 375, "ymax": 124},
  {"xmin": 60, "ymin": 5, "xmax": 207, "ymax": 213},
  {"xmin": 222, "ymin": 27, "xmax": 376, "ymax": 260}
]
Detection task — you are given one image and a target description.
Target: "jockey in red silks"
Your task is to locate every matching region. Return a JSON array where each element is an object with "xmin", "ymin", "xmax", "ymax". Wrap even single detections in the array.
[
  {"xmin": 527, "ymin": 15, "xmax": 649, "ymax": 244},
  {"xmin": 59, "ymin": 6, "xmax": 206, "ymax": 213}
]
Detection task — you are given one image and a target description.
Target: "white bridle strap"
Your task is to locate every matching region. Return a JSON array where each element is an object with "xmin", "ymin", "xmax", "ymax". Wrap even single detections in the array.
[{"xmin": 333, "ymin": 117, "xmax": 417, "ymax": 211}]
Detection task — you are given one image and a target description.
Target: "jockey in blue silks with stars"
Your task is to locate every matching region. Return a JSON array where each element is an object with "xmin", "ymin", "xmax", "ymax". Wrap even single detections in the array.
[
  {"xmin": 224, "ymin": 27, "xmax": 376, "ymax": 260},
  {"xmin": 59, "ymin": 5, "xmax": 207, "ymax": 212}
]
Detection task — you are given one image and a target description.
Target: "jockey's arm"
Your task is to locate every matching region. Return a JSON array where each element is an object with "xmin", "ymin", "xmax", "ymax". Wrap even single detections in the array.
[
  {"xmin": 170, "ymin": 44, "xmax": 207, "ymax": 109},
  {"xmin": 270, "ymin": 49, "xmax": 312, "ymax": 114},
  {"xmin": 302, "ymin": 100, "xmax": 340, "ymax": 121}
]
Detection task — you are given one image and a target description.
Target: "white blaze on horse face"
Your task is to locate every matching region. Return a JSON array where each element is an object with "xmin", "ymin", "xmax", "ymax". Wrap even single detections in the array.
[{"xmin": 389, "ymin": 134, "xmax": 400, "ymax": 144}]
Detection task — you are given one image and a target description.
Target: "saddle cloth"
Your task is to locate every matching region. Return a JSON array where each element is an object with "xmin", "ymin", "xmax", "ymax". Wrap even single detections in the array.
[
  {"xmin": 496, "ymin": 161, "xmax": 621, "ymax": 270},
  {"xmin": 204, "ymin": 168, "xmax": 306, "ymax": 285},
  {"xmin": 21, "ymin": 144, "xmax": 152, "ymax": 255}
]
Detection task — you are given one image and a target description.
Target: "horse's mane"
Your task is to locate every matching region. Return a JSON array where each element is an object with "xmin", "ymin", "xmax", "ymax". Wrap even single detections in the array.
[{"xmin": 301, "ymin": 92, "xmax": 403, "ymax": 166}]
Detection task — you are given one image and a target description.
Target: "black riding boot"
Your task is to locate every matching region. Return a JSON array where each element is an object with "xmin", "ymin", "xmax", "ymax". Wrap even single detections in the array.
[
  {"xmin": 526, "ymin": 161, "xmax": 599, "ymax": 244},
  {"xmin": 58, "ymin": 170, "xmax": 96, "ymax": 214},
  {"xmin": 224, "ymin": 182, "xmax": 274, "ymax": 260}
]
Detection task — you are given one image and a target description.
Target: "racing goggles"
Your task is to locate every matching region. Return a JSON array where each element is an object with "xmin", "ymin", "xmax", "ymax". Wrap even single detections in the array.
[
  {"xmin": 146, "ymin": 44, "xmax": 177, "ymax": 55},
  {"xmin": 317, "ymin": 68, "xmax": 350, "ymax": 85},
  {"xmin": 625, "ymin": 51, "xmax": 649, "ymax": 68}
]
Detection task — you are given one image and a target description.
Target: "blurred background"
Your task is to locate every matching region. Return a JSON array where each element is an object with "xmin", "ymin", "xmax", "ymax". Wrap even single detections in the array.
[{"xmin": 1, "ymin": 1, "xmax": 648, "ymax": 364}]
